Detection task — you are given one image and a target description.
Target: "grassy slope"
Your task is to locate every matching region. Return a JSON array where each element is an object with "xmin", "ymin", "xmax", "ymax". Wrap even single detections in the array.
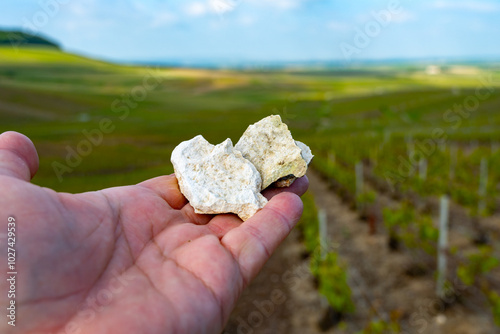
[
  {"xmin": 1, "ymin": 46, "xmax": 499, "ymax": 193},
  {"xmin": 0, "ymin": 30, "xmax": 60, "ymax": 48}
]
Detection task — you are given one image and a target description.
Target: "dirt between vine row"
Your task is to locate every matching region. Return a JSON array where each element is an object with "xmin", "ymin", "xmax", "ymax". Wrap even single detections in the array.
[
  {"xmin": 223, "ymin": 221, "xmax": 326, "ymax": 334},
  {"xmin": 224, "ymin": 170, "xmax": 498, "ymax": 334},
  {"xmin": 309, "ymin": 169, "xmax": 497, "ymax": 334}
]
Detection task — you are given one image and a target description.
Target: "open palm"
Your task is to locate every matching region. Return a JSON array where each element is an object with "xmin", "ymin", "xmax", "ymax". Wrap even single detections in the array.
[{"xmin": 0, "ymin": 131, "xmax": 308, "ymax": 334}]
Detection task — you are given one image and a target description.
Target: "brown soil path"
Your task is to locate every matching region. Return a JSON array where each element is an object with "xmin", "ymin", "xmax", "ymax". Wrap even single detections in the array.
[{"xmin": 224, "ymin": 226, "xmax": 324, "ymax": 334}]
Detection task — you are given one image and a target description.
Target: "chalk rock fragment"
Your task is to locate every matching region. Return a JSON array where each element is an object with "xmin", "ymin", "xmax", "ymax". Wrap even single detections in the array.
[
  {"xmin": 274, "ymin": 140, "xmax": 314, "ymax": 187},
  {"xmin": 296, "ymin": 140, "xmax": 314, "ymax": 165},
  {"xmin": 235, "ymin": 115, "xmax": 313, "ymax": 190},
  {"xmin": 171, "ymin": 135, "xmax": 267, "ymax": 221}
]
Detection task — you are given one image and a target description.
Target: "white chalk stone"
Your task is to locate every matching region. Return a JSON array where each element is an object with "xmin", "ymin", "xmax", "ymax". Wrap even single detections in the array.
[
  {"xmin": 296, "ymin": 140, "xmax": 314, "ymax": 165},
  {"xmin": 273, "ymin": 140, "xmax": 314, "ymax": 187},
  {"xmin": 235, "ymin": 115, "xmax": 313, "ymax": 190},
  {"xmin": 171, "ymin": 135, "xmax": 267, "ymax": 221}
]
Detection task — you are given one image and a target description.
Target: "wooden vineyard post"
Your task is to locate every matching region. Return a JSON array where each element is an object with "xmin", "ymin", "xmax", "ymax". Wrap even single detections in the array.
[
  {"xmin": 478, "ymin": 158, "xmax": 488, "ymax": 215},
  {"xmin": 419, "ymin": 158, "xmax": 427, "ymax": 181},
  {"xmin": 355, "ymin": 161, "xmax": 363, "ymax": 211},
  {"xmin": 370, "ymin": 148, "xmax": 378, "ymax": 168},
  {"xmin": 380, "ymin": 130, "xmax": 390, "ymax": 150},
  {"xmin": 406, "ymin": 135, "xmax": 414, "ymax": 160},
  {"xmin": 439, "ymin": 141, "xmax": 446, "ymax": 152},
  {"xmin": 406, "ymin": 135, "xmax": 415, "ymax": 177},
  {"xmin": 318, "ymin": 209, "xmax": 328, "ymax": 259},
  {"xmin": 449, "ymin": 145, "xmax": 458, "ymax": 181},
  {"xmin": 437, "ymin": 195, "xmax": 450, "ymax": 299}
]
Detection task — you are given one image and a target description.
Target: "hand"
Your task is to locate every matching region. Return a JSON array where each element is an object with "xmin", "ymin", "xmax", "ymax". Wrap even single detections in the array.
[{"xmin": 0, "ymin": 131, "xmax": 308, "ymax": 334}]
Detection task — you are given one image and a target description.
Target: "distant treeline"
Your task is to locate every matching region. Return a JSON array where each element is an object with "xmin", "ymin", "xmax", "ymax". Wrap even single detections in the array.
[{"xmin": 0, "ymin": 30, "xmax": 60, "ymax": 49}]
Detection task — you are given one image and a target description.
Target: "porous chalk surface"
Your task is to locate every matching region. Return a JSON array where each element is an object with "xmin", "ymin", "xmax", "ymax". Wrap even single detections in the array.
[
  {"xmin": 171, "ymin": 135, "xmax": 268, "ymax": 221},
  {"xmin": 273, "ymin": 141, "xmax": 315, "ymax": 187},
  {"xmin": 295, "ymin": 140, "xmax": 314, "ymax": 165},
  {"xmin": 235, "ymin": 115, "xmax": 311, "ymax": 190}
]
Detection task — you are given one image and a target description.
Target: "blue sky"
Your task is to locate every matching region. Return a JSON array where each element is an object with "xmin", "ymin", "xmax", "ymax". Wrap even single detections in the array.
[{"xmin": 1, "ymin": 0, "xmax": 500, "ymax": 63}]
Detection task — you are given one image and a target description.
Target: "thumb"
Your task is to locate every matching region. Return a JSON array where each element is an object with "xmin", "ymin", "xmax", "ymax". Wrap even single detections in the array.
[{"xmin": 0, "ymin": 131, "xmax": 39, "ymax": 181}]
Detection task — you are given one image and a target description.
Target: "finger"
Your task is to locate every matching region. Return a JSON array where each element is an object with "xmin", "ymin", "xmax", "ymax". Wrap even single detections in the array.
[
  {"xmin": 0, "ymin": 131, "xmax": 39, "ymax": 181},
  {"xmin": 205, "ymin": 214, "xmax": 242, "ymax": 239},
  {"xmin": 181, "ymin": 203, "xmax": 246, "ymax": 237},
  {"xmin": 180, "ymin": 203, "xmax": 214, "ymax": 225},
  {"xmin": 262, "ymin": 175, "xmax": 309, "ymax": 200},
  {"xmin": 138, "ymin": 174, "xmax": 188, "ymax": 210},
  {"xmin": 221, "ymin": 192, "xmax": 303, "ymax": 285}
]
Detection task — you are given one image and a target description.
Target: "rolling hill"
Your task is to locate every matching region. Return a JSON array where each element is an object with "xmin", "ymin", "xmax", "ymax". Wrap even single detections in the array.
[{"xmin": 0, "ymin": 29, "xmax": 60, "ymax": 49}]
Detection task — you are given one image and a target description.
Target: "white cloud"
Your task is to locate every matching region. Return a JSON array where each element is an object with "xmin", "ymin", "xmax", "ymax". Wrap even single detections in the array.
[
  {"xmin": 57, "ymin": 0, "xmax": 113, "ymax": 34},
  {"xmin": 61, "ymin": 0, "xmax": 97, "ymax": 18},
  {"xmin": 209, "ymin": 0, "xmax": 239, "ymax": 14},
  {"xmin": 185, "ymin": 2, "xmax": 209, "ymax": 17},
  {"xmin": 60, "ymin": 18, "xmax": 113, "ymax": 34},
  {"xmin": 273, "ymin": 0, "xmax": 301, "ymax": 10},
  {"xmin": 129, "ymin": 1, "xmax": 178, "ymax": 27},
  {"xmin": 245, "ymin": 0, "xmax": 306, "ymax": 11},
  {"xmin": 431, "ymin": 1, "xmax": 500, "ymax": 12}
]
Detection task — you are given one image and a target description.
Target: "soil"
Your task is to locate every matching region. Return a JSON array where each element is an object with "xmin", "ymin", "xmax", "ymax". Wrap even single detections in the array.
[
  {"xmin": 223, "ymin": 226, "xmax": 325, "ymax": 334},
  {"xmin": 224, "ymin": 170, "xmax": 498, "ymax": 334}
]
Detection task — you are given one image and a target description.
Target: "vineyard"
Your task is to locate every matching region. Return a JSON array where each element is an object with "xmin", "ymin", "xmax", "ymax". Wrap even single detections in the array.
[
  {"xmin": 297, "ymin": 81, "xmax": 500, "ymax": 331},
  {"xmin": 230, "ymin": 69, "xmax": 500, "ymax": 332},
  {"xmin": 305, "ymin": 136, "xmax": 500, "ymax": 332},
  {"xmin": 1, "ymin": 47, "xmax": 500, "ymax": 333}
]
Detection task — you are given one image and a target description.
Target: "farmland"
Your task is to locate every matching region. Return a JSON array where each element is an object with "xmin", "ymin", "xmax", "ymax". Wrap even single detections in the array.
[{"xmin": 1, "ymin": 46, "xmax": 500, "ymax": 333}]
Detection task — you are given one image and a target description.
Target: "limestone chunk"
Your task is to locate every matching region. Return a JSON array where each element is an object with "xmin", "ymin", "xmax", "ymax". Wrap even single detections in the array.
[
  {"xmin": 272, "ymin": 141, "xmax": 314, "ymax": 187},
  {"xmin": 295, "ymin": 140, "xmax": 314, "ymax": 165},
  {"xmin": 235, "ymin": 115, "xmax": 313, "ymax": 190},
  {"xmin": 171, "ymin": 135, "xmax": 267, "ymax": 221}
]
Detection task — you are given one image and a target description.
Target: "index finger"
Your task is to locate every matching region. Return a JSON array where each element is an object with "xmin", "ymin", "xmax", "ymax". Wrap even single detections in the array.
[
  {"xmin": 261, "ymin": 175, "xmax": 309, "ymax": 200},
  {"xmin": 138, "ymin": 174, "xmax": 188, "ymax": 210},
  {"xmin": 220, "ymin": 192, "xmax": 303, "ymax": 285}
]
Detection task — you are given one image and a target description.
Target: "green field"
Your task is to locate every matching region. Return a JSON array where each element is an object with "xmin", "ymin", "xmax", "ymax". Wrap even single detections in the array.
[
  {"xmin": 2, "ymin": 46, "xmax": 500, "ymax": 331},
  {"xmin": 2, "ymin": 46, "xmax": 499, "ymax": 194}
]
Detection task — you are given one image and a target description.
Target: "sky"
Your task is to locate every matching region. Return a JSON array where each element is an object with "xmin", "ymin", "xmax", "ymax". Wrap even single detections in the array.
[{"xmin": 1, "ymin": 0, "xmax": 500, "ymax": 63}]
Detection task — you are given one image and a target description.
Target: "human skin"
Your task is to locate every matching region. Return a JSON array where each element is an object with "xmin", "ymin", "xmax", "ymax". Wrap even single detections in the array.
[{"xmin": 0, "ymin": 131, "xmax": 309, "ymax": 334}]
